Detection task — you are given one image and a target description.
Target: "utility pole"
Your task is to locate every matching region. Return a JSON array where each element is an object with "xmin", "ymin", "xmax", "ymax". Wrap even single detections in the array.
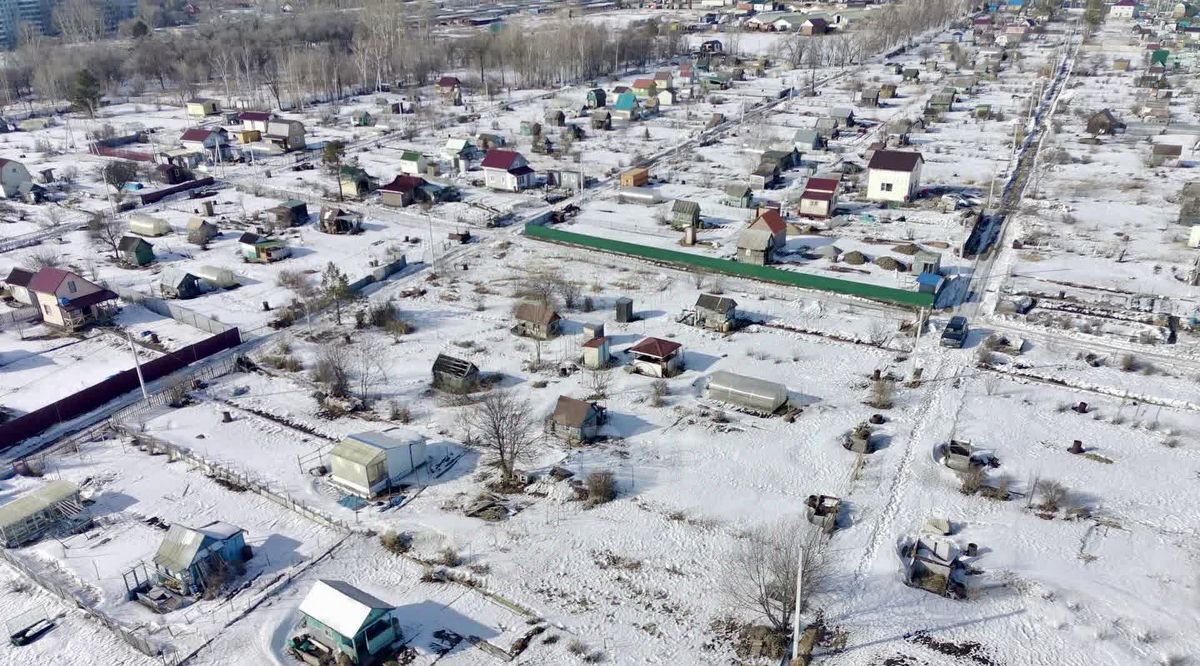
[
  {"xmin": 791, "ymin": 543, "xmax": 805, "ymax": 660},
  {"xmin": 125, "ymin": 331, "xmax": 149, "ymax": 401}
]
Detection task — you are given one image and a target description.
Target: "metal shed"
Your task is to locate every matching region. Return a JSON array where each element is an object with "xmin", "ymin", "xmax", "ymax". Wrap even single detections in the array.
[
  {"xmin": 705, "ymin": 370, "xmax": 788, "ymax": 415},
  {"xmin": 329, "ymin": 429, "xmax": 428, "ymax": 498},
  {"xmin": 0, "ymin": 481, "xmax": 89, "ymax": 547}
]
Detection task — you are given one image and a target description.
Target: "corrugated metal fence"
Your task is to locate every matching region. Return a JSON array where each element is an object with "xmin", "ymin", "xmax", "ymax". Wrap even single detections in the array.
[
  {"xmin": 523, "ymin": 223, "xmax": 935, "ymax": 309},
  {"xmin": 0, "ymin": 329, "xmax": 242, "ymax": 450}
]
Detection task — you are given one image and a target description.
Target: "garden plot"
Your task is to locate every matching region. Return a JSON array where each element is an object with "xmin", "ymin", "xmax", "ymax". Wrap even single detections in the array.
[
  {"xmin": 818, "ymin": 361, "xmax": 1200, "ymax": 666},
  {"xmin": 0, "ymin": 329, "xmax": 159, "ymax": 415},
  {"xmin": 184, "ymin": 535, "xmax": 549, "ymax": 666},
  {"xmin": 996, "ymin": 24, "xmax": 1200, "ymax": 318},
  {"xmin": 8, "ymin": 435, "xmax": 341, "ymax": 658},
  {"xmin": 0, "ymin": 560, "xmax": 158, "ymax": 666}
]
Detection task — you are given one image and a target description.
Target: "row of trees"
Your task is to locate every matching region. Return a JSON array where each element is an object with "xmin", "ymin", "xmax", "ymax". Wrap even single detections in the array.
[{"xmin": 0, "ymin": 4, "xmax": 685, "ymax": 114}]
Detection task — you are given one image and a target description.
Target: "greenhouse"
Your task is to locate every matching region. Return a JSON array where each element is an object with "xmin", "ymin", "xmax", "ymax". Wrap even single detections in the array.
[{"xmin": 704, "ymin": 371, "xmax": 789, "ymax": 415}]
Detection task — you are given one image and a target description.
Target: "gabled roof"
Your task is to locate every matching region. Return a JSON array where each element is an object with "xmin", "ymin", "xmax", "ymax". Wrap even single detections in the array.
[
  {"xmin": 738, "ymin": 228, "xmax": 773, "ymax": 251},
  {"xmin": 696, "ymin": 293, "xmax": 736, "ymax": 313},
  {"xmin": 725, "ymin": 183, "xmax": 752, "ymax": 198},
  {"xmin": 802, "ymin": 189, "xmax": 835, "ymax": 201},
  {"xmin": 437, "ymin": 76, "xmax": 461, "ymax": 88},
  {"xmin": 28, "ymin": 267, "xmax": 88, "ymax": 294},
  {"xmin": 868, "ymin": 150, "xmax": 924, "ymax": 172},
  {"xmin": 629, "ymin": 337, "xmax": 681, "ymax": 359},
  {"xmin": 613, "ymin": 92, "xmax": 638, "ymax": 111},
  {"xmin": 154, "ymin": 520, "xmax": 243, "ymax": 574},
  {"xmin": 632, "ymin": 79, "xmax": 656, "ymax": 89},
  {"xmin": 654, "ymin": 70, "xmax": 672, "ymax": 80},
  {"xmin": 805, "ymin": 177, "xmax": 839, "ymax": 193},
  {"xmin": 551, "ymin": 395, "xmax": 599, "ymax": 427},
  {"xmin": 238, "ymin": 111, "xmax": 271, "ymax": 122},
  {"xmin": 752, "ymin": 209, "xmax": 787, "ymax": 235},
  {"xmin": 379, "ymin": 175, "xmax": 426, "ymax": 193},
  {"xmin": 180, "ymin": 128, "xmax": 219, "ymax": 142},
  {"xmin": 582, "ymin": 336, "xmax": 607, "ymax": 349},
  {"xmin": 160, "ymin": 268, "xmax": 198, "ymax": 289},
  {"xmin": 118, "ymin": 235, "xmax": 151, "ymax": 252},
  {"xmin": 238, "ymin": 232, "xmax": 262, "ymax": 245},
  {"xmin": 299, "ymin": 580, "xmax": 392, "ymax": 638},
  {"xmin": 794, "ymin": 129, "xmax": 821, "ymax": 143},
  {"xmin": 514, "ymin": 301, "xmax": 560, "ymax": 326},
  {"xmin": 481, "ymin": 149, "xmax": 524, "ymax": 170},
  {"xmin": 5, "ymin": 267, "xmax": 34, "ymax": 287},
  {"xmin": 399, "ymin": 150, "xmax": 423, "ymax": 162},
  {"xmin": 804, "ymin": 17, "xmax": 829, "ymax": 27},
  {"xmin": 672, "ymin": 199, "xmax": 700, "ymax": 216}
]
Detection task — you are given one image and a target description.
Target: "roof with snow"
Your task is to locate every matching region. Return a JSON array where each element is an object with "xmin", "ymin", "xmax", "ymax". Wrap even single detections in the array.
[{"xmin": 299, "ymin": 580, "xmax": 392, "ymax": 637}]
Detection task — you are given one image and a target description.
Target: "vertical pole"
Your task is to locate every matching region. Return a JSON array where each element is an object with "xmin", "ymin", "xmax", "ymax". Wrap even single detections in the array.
[
  {"xmin": 125, "ymin": 331, "xmax": 149, "ymax": 401},
  {"xmin": 791, "ymin": 544, "xmax": 804, "ymax": 659}
]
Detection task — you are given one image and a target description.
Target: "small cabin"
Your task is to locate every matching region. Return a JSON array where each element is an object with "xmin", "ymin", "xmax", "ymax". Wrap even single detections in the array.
[
  {"xmin": 153, "ymin": 521, "xmax": 247, "ymax": 596},
  {"xmin": 239, "ymin": 232, "xmax": 290, "ymax": 263},
  {"xmin": 628, "ymin": 337, "xmax": 682, "ymax": 378},
  {"xmin": 545, "ymin": 396, "xmax": 607, "ymax": 444},
  {"xmin": 431, "ymin": 353, "xmax": 480, "ymax": 393},
  {"xmin": 512, "ymin": 302, "xmax": 561, "ymax": 340},
  {"xmin": 118, "ymin": 235, "xmax": 155, "ymax": 266},
  {"xmin": 329, "ymin": 429, "xmax": 428, "ymax": 499}
]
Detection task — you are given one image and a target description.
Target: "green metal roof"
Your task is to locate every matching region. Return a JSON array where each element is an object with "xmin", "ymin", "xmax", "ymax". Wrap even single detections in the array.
[
  {"xmin": 0, "ymin": 481, "xmax": 79, "ymax": 530},
  {"xmin": 330, "ymin": 437, "xmax": 385, "ymax": 467}
]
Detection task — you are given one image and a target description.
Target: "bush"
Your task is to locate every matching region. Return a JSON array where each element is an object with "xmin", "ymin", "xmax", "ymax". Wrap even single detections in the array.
[
  {"xmin": 380, "ymin": 530, "xmax": 412, "ymax": 554},
  {"xmin": 389, "ymin": 401, "xmax": 412, "ymax": 423},
  {"xmin": 585, "ymin": 471, "xmax": 617, "ymax": 506},
  {"xmin": 649, "ymin": 380, "xmax": 668, "ymax": 407},
  {"xmin": 437, "ymin": 547, "xmax": 462, "ymax": 567},
  {"xmin": 1036, "ymin": 479, "xmax": 1069, "ymax": 512}
]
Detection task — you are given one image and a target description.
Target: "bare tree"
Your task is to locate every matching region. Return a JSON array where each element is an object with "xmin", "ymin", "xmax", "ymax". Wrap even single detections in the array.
[
  {"xmin": 462, "ymin": 390, "xmax": 539, "ymax": 483},
  {"xmin": 585, "ymin": 367, "xmax": 613, "ymax": 397},
  {"xmin": 87, "ymin": 213, "xmax": 125, "ymax": 261},
  {"xmin": 352, "ymin": 339, "xmax": 388, "ymax": 400},
  {"xmin": 725, "ymin": 519, "xmax": 815, "ymax": 632},
  {"xmin": 312, "ymin": 345, "xmax": 350, "ymax": 398}
]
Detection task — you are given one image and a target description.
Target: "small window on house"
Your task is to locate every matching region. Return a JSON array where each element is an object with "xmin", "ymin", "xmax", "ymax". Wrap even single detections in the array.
[
  {"xmin": 67, "ymin": 281, "xmax": 77, "ymax": 293},
  {"xmin": 42, "ymin": 304, "xmax": 50, "ymax": 314},
  {"xmin": 881, "ymin": 183, "xmax": 894, "ymax": 192}
]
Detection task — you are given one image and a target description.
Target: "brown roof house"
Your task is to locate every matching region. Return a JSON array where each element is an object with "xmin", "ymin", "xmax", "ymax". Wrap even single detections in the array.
[
  {"xmin": 545, "ymin": 396, "xmax": 607, "ymax": 444},
  {"xmin": 3, "ymin": 267, "xmax": 35, "ymax": 305},
  {"xmin": 1086, "ymin": 109, "xmax": 1125, "ymax": 136},
  {"xmin": 27, "ymin": 267, "xmax": 117, "ymax": 330},
  {"xmin": 798, "ymin": 177, "xmax": 839, "ymax": 218},
  {"xmin": 737, "ymin": 209, "xmax": 788, "ymax": 265},
  {"xmin": 512, "ymin": 301, "xmax": 561, "ymax": 340},
  {"xmin": 1149, "ymin": 143, "xmax": 1182, "ymax": 167},
  {"xmin": 866, "ymin": 150, "xmax": 924, "ymax": 203},
  {"xmin": 628, "ymin": 337, "xmax": 683, "ymax": 378}
]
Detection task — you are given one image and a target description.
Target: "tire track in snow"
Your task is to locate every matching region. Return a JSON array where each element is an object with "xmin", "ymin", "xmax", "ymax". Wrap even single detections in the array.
[{"xmin": 851, "ymin": 357, "xmax": 950, "ymax": 586}]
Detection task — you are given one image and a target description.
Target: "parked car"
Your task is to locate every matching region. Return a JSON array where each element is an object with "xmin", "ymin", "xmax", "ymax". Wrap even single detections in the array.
[{"xmin": 940, "ymin": 316, "xmax": 969, "ymax": 348}]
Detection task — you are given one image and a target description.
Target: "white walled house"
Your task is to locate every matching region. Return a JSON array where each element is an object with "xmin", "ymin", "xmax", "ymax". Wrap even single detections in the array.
[
  {"xmin": 0, "ymin": 158, "xmax": 33, "ymax": 199},
  {"xmin": 866, "ymin": 150, "xmax": 924, "ymax": 203},
  {"xmin": 481, "ymin": 149, "xmax": 535, "ymax": 192},
  {"xmin": 1109, "ymin": 0, "xmax": 1136, "ymax": 19}
]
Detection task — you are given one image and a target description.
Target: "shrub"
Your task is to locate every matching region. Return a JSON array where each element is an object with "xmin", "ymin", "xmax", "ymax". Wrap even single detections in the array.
[
  {"xmin": 389, "ymin": 401, "xmax": 412, "ymax": 423},
  {"xmin": 585, "ymin": 471, "xmax": 617, "ymax": 506},
  {"xmin": 380, "ymin": 530, "xmax": 412, "ymax": 554},
  {"xmin": 649, "ymin": 380, "xmax": 668, "ymax": 407},
  {"xmin": 437, "ymin": 547, "xmax": 462, "ymax": 567}
]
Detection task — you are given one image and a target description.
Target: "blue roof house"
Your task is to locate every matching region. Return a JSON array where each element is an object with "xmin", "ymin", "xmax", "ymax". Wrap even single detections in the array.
[{"xmin": 153, "ymin": 521, "xmax": 248, "ymax": 596}]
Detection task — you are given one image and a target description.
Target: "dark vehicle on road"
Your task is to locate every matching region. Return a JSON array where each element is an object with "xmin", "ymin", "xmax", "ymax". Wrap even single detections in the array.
[{"xmin": 940, "ymin": 316, "xmax": 969, "ymax": 348}]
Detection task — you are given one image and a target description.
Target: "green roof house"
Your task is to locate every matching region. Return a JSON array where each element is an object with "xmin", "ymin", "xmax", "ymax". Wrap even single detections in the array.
[
  {"xmin": 294, "ymin": 580, "xmax": 399, "ymax": 665},
  {"xmin": 613, "ymin": 92, "xmax": 640, "ymax": 120},
  {"xmin": 117, "ymin": 235, "xmax": 154, "ymax": 266},
  {"xmin": 398, "ymin": 150, "xmax": 428, "ymax": 176}
]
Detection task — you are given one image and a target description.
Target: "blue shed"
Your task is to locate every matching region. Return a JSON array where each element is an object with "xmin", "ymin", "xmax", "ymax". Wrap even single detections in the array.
[
  {"xmin": 916, "ymin": 272, "xmax": 945, "ymax": 295},
  {"xmin": 153, "ymin": 520, "xmax": 248, "ymax": 595}
]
